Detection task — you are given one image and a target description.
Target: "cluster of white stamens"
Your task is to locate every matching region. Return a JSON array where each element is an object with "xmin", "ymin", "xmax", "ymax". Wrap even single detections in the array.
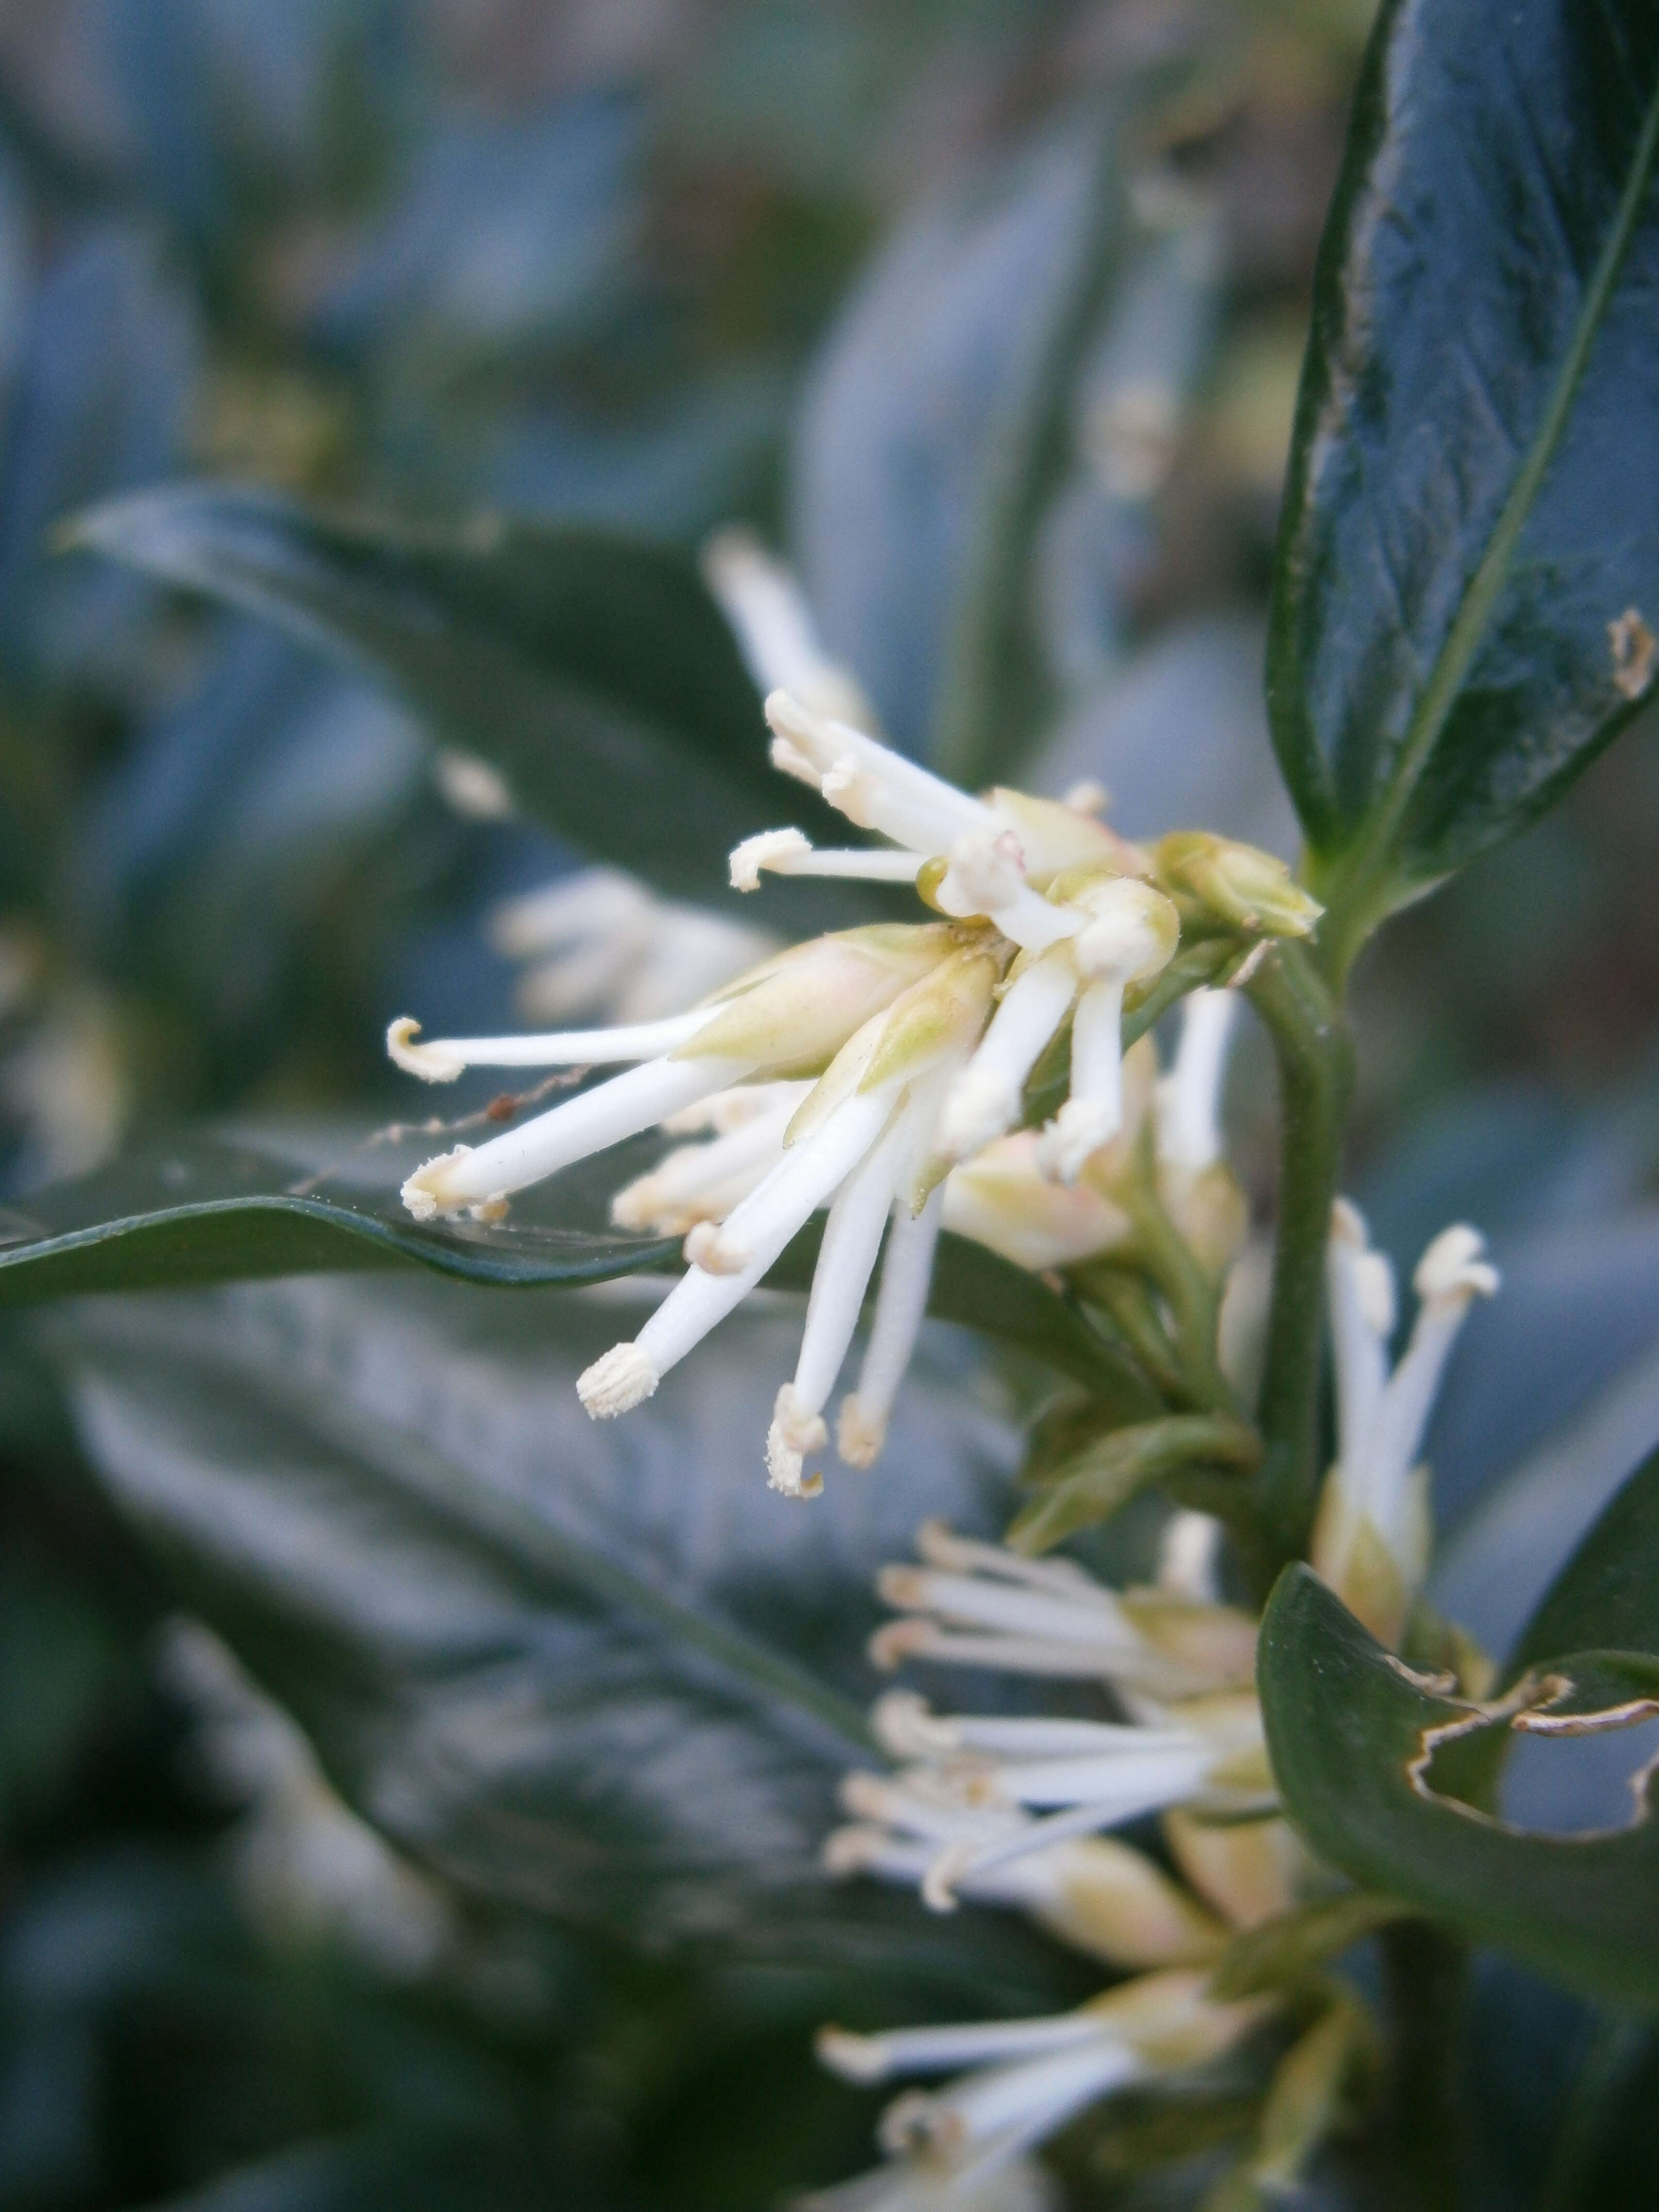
[
  {"xmin": 386, "ymin": 545, "xmax": 1314, "ymax": 1489},
  {"xmin": 1311, "ymin": 1202, "xmax": 1499, "ymax": 1642}
]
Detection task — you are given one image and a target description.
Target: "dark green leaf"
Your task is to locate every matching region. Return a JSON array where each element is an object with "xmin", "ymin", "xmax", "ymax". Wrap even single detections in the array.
[
  {"xmin": 0, "ymin": 1129, "xmax": 1121, "ymax": 1394},
  {"xmin": 1514, "ymin": 1441, "xmax": 1659, "ymax": 1672},
  {"xmin": 51, "ymin": 1274, "xmax": 1080, "ymax": 2007},
  {"xmin": 1260, "ymin": 1566, "xmax": 1659, "ymax": 2009},
  {"xmin": 0, "ymin": 1131, "xmax": 678, "ymax": 1302},
  {"xmin": 64, "ymin": 484, "xmax": 870, "ymax": 923},
  {"xmin": 1269, "ymin": 0, "xmax": 1659, "ymax": 953}
]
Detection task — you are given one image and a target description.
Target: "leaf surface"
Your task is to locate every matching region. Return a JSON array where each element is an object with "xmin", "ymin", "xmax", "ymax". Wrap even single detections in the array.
[
  {"xmin": 52, "ymin": 1274, "xmax": 1079, "ymax": 2005},
  {"xmin": 0, "ymin": 1128, "xmax": 1125, "ymax": 1395},
  {"xmin": 66, "ymin": 484, "xmax": 869, "ymax": 923},
  {"xmin": 1268, "ymin": 0, "xmax": 1659, "ymax": 943},
  {"xmin": 1259, "ymin": 1566, "xmax": 1659, "ymax": 2010}
]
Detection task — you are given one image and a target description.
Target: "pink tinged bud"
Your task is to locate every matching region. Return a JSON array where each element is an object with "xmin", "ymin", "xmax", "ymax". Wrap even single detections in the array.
[{"xmin": 986, "ymin": 787, "xmax": 1149, "ymax": 883}]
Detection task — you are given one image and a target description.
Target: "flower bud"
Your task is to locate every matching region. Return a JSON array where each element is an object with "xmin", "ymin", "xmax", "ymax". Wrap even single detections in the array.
[
  {"xmin": 1153, "ymin": 832, "xmax": 1323, "ymax": 939},
  {"xmin": 680, "ymin": 924, "xmax": 957, "ymax": 1079},
  {"xmin": 986, "ymin": 788, "xmax": 1149, "ymax": 884}
]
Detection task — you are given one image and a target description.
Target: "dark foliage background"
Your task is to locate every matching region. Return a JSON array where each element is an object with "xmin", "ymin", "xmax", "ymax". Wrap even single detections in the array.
[{"xmin": 2, "ymin": 3, "xmax": 1657, "ymax": 2206}]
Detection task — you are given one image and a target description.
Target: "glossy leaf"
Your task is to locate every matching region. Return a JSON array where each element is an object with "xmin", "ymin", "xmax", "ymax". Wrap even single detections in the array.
[
  {"xmin": 1260, "ymin": 1567, "xmax": 1659, "ymax": 2009},
  {"xmin": 1269, "ymin": 0, "xmax": 1659, "ymax": 951},
  {"xmin": 0, "ymin": 1131, "xmax": 678, "ymax": 1302},
  {"xmin": 1514, "ymin": 1441, "xmax": 1659, "ymax": 1672},
  {"xmin": 64, "ymin": 483, "xmax": 866, "ymax": 923},
  {"xmin": 50, "ymin": 1274, "xmax": 1080, "ymax": 2007},
  {"xmin": 0, "ymin": 1129, "xmax": 1126, "ymax": 1395}
]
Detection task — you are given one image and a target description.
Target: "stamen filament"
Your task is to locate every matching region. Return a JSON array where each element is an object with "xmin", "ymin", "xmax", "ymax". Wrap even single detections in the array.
[
  {"xmin": 387, "ymin": 1009, "xmax": 711, "ymax": 1080},
  {"xmin": 402, "ymin": 1053, "xmax": 750, "ymax": 1217}
]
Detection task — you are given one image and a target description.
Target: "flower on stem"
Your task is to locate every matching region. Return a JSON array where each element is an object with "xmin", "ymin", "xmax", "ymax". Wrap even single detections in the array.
[
  {"xmin": 1311, "ymin": 1201, "xmax": 1498, "ymax": 1645},
  {"xmin": 814, "ymin": 1522, "xmax": 1343, "ymax": 2210},
  {"xmin": 804, "ymin": 1971, "xmax": 1271, "ymax": 2212},
  {"xmin": 388, "ymin": 627, "xmax": 1304, "ymax": 1484}
]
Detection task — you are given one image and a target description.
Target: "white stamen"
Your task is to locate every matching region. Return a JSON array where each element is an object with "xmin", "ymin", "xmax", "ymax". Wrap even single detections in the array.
[
  {"xmin": 701, "ymin": 529, "xmax": 874, "ymax": 724},
  {"xmin": 878, "ymin": 2035, "xmax": 1142, "ymax": 2157},
  {"xmin": 400, "ymin": 1054, "xmax": 750, "ymax": 1217},
  {"xmin": 767, "ymin": 1383, "xmax": 828, "ymax": 1498},
  {"xmin": 817, "ymin": 2011, "xmax": 1108, "ymax": 2086},
  {"xmin": 913, "ymin": 1522, "xmax": 1105, "ymax": 1596},
  {"xmin": 1368, "ymin": 1225, "xmax": 1498, "ymax": 1512},
  {"xmin": 1326, "ymin": 1199, "xmax": 1395, "ymax": 1486},
  {"xmin": 386, "ymin": 1009, "xmax": 711, "ymax": 1081},
  {"xmin": 765, "ymin": 691, "xmax": 995, "ymax": 854},
  {"xmin": 839, "ymin": 1184, "xmax": 945, "ymax": 1468},
  {"xmin": 609, "ymin": 1103, "xmax": 793, "ymax": 1233},
  {"xmin": 921, "ymin": 1777, "xmax": 1212, "ymax": 1907},
  {"xmin": 875, "ymin": 1567, "xmax": 1143, "ymax": 1654},
  {"xmin": 1063, "ymin": 779, "xmax": 1109, "ymax": 816},
  {"xmin": 1156, "ymin": 990, "xmax": 1237, "ymax": 1172},
  {"xmin": 683, "ymin": 1219, "xmax": 746, "ymax": 1274},
  {"xmin": 576, "ymin": 1342, "xmax": 658, "ymax": 1417},
  {"xmin": 939, "ymin": 951, "xmax": 1077, "ymax": 1161},
  {"xmin": 593, "ymin": 1087, "xmax": 899, "ymax": 1403},
  {"xmin": 790, "ymin": 1116, "xmax": 907, "ymax": 1410},
  {"xmin": 730, "ymin": 827, "xmax": 813, "ymax": 891},
  {"xmin": 1037, "ymin": 977, "xmax": 1127, "ymax": 1182},
  {"xmin": 730, "ymin": 827, "xmax": 924, "ymax": 890}
]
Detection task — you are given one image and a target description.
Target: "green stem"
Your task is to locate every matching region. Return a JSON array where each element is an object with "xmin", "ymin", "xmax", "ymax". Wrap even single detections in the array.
[
  {"xmin": 1243, "ymin": 940, "xmax": 1354, "ymax": 1588},
  {"xmin": 1069, "ymin": 1263, "xmax": 1188, "ymax": 1402},
  {"xmin": 1535, "ymin": 2014, "xmax": 1652, "ymax": 2212},
  {"xmin": 1380, "ymin": 1921, "xmax": 1468, "ymax": 2212},
  {"xmin": 1123, "ymin": 1147, "xmax": 1240, "ymax": 1417}
]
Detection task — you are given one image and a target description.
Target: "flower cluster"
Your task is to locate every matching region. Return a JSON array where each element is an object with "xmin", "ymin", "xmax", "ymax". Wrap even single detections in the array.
[
  {"xmin": 809, "ymin": 1523, "xmax": 1368, "ymax": 2208},
  {"xmin": 806, "ymin": 1193, "xmax": 1494, "ymax": 2205},
  {"xmin": 387, "ymin": 559, "xmax": 1317, "ymax": 1492}
]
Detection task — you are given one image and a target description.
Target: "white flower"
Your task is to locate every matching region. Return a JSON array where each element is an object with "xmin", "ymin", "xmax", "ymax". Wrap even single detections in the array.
[
  {"xmin": 702, "ymin": 526, "xmax": 879, "ymax": 729},
  {"xmin": 492, "ymin": 864, "xmax": 775, "ymax": 1027},
  {"xmin": 803, "ymin": 1970, "xmax": 1268, "ymax": 2211},
  {"xmin": 1311, "ymin": 1201, "xmax": 1498, "ymax": 1643},
  {"xmin": 386, "ymin": 615, "xmax": 1308, "ymax": 1483},
  {"xmin": 845, "ymin": 1523, "xmax": 1267, "ymax": 1912}
]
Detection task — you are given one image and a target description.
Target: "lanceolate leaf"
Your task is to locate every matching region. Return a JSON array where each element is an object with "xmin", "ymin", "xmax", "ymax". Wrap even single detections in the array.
[
  {"xmin": 64, "ymin": 484, "xmax": 869, "ymax": 924},
  {"xmin": 51, "ymin": 1274, "xmax": 1082, "ymax": 2009},
  {"xmin": 1269, "ymin": 0, "xmax": 1659, "ymax": 959},
  {"xmin": 1259, "ymin": 1567, "xmax": 1659, "ymax": 2009},
  {"xmin": 0, "ymin": 1130, "xmax": 1128, "ymax": 1392},
  {"xmin": 0, "ymin": 1131, "xmax": 677, "ymax": 1299}
]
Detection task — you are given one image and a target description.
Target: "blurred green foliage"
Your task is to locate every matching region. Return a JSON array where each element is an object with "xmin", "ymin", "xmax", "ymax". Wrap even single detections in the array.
[{"xmin": 1, "ymin": 2, "xmax": 1658, "ymax": 2207}]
